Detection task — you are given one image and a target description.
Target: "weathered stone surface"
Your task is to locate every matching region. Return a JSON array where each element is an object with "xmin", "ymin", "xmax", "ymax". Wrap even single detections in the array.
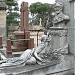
[
  {"xmin": 50, "ymin": 2, "xmax": 69, "ymax": 52},
  {"xmin": 56, "ymin": 0, "xmax": 74, "ymax": 54},
  {"xmin": 56, "ymin": 0, "xmax": 75, "ymax": 74},
  {"xmin": 0, "ymin": 55, "xmax": 73, "ymax": 75},
  {"xmin": 0, "ymin": 10, "xmax": 6, "ymax": 43}
]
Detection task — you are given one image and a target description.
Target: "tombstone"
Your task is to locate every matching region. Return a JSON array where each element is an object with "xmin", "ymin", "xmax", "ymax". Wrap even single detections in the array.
[
  {"xmin": 0, "ymin": 1, "xmax": 6, "ymax": 43},
  {"xmin": 13, "ymin": 2, "xmax": 34, "ymax": 52},
  {"xmin": 20, "ymin": 2, "xmax": 29, "ymax": 31}
]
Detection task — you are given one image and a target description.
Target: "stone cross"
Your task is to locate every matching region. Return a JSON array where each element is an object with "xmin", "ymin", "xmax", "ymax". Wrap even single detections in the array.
[
  {"xmin": 39, "ymin": 18, "xmax": 42, "ymax": 26},
  {"xmin": 20, "ymin": 2, "xmax": 28, "ymax": 31}
]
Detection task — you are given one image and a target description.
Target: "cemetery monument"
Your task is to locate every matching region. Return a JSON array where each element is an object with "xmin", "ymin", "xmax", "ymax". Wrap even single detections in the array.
[{"xmin": 0, "ymin": 0, "xmax": 74, "ymax": 75}]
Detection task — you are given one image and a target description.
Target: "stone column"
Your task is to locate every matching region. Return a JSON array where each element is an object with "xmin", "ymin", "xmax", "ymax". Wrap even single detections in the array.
[{"xmin": 0, "ymin": 1, "xmax": 6, "ymax": 43}]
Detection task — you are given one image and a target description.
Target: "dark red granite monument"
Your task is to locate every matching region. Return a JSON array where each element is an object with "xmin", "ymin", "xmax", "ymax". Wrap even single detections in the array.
[
  {"xmin": 13, "ymin": 2, "xmax": 34, "ymax": 51},
  {"xmin": 7, "ymin": 2, "xmax": 34, "ymax": 54},
  {"xmin": 20, "ymin": 2, "xmax": 29, "ymax": 31}
]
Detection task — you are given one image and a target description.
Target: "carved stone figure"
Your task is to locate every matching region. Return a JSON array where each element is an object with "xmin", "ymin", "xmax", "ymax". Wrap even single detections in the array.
[
  {"xmin": 49, "ymin": 2, "xmax": 69, "ymax": 54},
  {"xmin": 53, "ymin": 2, "xmax": 69, "ymax": 26},
  {"xmin": 0, "ymin": 31, "xmax": 50, "ymax": 67}
]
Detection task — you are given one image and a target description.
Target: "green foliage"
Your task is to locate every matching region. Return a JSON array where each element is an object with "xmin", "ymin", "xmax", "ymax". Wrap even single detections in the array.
[
  {"xmin": 29, "ymin": 2, "xmax": 55, "ymax": 29},
  {"xmin": 4, "ymin": 0, "xmax": 20, "ymax": 26},
  {"xmin": 8, "ymin": 34, "xmax": 15, "ymax": 40}
]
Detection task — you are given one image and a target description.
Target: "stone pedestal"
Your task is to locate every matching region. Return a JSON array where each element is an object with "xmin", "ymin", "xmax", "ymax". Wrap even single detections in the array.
[
  {"xmin": 13, "ymin": 31, "xmax": 34, "ymax": 51},
  {"xmin": 1, "ymin": 55, "xmax": 73, "ymax": 75},
  {"xmin": 13, "ymin": 31, "xmax": 30, "ymax": 39},
  {"xmin": 50, "ymin": 27, "xmax": 68, "ymax": 50}
]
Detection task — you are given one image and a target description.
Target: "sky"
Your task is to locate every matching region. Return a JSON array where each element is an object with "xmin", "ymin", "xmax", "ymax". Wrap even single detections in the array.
[{"xmin": 18, "ymin": 0, "xmax": 55, "ymax": 6}]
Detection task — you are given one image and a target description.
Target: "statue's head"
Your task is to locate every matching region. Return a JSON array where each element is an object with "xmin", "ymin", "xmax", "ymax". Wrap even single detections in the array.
[{"xmin": 54, "ymin": 2, "xmax": 63, "ymax": 14}]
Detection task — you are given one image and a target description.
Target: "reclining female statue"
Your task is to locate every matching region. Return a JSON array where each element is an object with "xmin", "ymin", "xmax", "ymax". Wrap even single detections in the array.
[{"xmin": 0, "ymin": 31, "xmax": 50, "ymax": 67}]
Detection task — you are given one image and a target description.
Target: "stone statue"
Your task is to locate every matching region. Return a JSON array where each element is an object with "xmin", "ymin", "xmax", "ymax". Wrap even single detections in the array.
[
  {"xmin": 49, "ymin": 2, "xmax": 69, "ymax": 55},
  {"xmin": 0, "ymin": 30, "xmax": 69, "ymax": 69},
  {"xmin": 0, "ymin": 31, "xmax": 50, "ymax": 68},
  {"xmin": 53, "ymin": 2, "xmax": 69, "ymax": 27}
]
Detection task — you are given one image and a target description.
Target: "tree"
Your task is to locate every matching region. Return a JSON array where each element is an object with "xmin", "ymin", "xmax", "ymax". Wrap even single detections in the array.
[
  {"xmin": 4, "ymin": 0, "xmax": 20, "ymax": 26},
  {"xmin": 29, "ymin": 2, "xmax": 54, "ymax": 29},
  {"xmin": 4, "ymin": 0, "xmax": 20, "ymax": 36}
]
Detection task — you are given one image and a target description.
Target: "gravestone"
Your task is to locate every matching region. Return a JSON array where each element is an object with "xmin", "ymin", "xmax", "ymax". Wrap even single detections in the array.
[
  {"xmin": 0, "ymin": 1, "xmax": 6, "ymax": 43},
  {"xmin": 13, "ymin": 2, "xmax": 34, "ymax": 52},
  {"xmin": 20, "ymin": 2, "xmax": 28, "ymax": 31}
]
